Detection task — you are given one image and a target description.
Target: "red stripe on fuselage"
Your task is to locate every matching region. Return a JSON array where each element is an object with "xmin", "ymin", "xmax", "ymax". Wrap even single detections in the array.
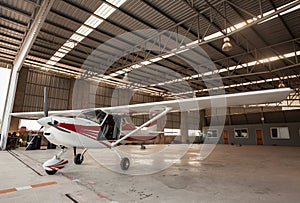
[
  {"xmin": 56, "ymin": 123, "xmax": 100, "ymax": 137},
  {"xmin": 56, "ymin": 123, "xmax": 157, "ymax": 142}
]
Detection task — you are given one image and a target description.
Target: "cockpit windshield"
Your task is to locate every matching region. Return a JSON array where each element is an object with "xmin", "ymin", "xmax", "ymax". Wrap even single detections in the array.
[{"xmin": 77, "ymin": 110, "xmax": 107, "ymax": 125}]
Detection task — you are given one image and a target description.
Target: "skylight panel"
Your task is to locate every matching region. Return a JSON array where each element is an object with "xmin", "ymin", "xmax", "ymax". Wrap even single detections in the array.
[
  {"xmin": 103, "ymin": 75, "xmax": 112, "ymax": 79},
  {"xmin": 94, "ymin": 3, "xmax": 116, "ymax": 19},
  {"xmin": 70, "ymin": 33, "xmax": 85, "ymax": 42},
  {"xmin": 59, "ymin": 47, "xmax": 71, "ymax": 53},
  {"xmin": 203, "ymin": 31, "xmax": 223, "ymax": 41},
  {"xmin": 46, "ymin": 60, "xmax": 56, "ymax": 65},
  {"xmin": 147, "ymin": 49, "xmax": 300, "ymax": 90},
  {"xmin": 49, "ymin": 56, "xmax": 61, "ymax": 62},
  {"xmin": 284, "ymin": 52, "xmax": 295, "ymax": 58},
  {"xmin": 131, "ymin": 64, "xmax": 141, "ymax": 69},
  {"xmin": 149, "ymin": 57, "xmax": 162, "ymax": 62},
  {"xmin": 162, "ymin": 53, "xmax": 175, "ymax": 58},
  {"xmin": 46, "ymin": 1, "xmax": 127, "ymax": 66},
  {"xmin": 140, "ymin": 61, "xmax": 151, "ymax": 65},
  {"xmin": 108, "ymin": 0, "xmax": 128, "ymax": 7},
  {"xmin": 123, "ymin": 68, "xmax": 131, "ymax": 72},
  {"xmin": 110, "ymin": 72, "xmax": 118, "ymax": 77},
  {"xmin": 258, "ymin": 0, "xmax": 300, "ymax": 24},
  {"xmin": 77, "ymin": 25, "xmax": 93, "ymax": 36},
  {"xmin": 85, "ymin": 15, "xmax": 104, "ymax": 28},
  {"xmin": 54, "ymin": 52, "xmax": 66, "ymax": 58},
  {"xmin": 116, "ymin": 70, "xmax": 125, "ymax": 74},
  {"xmin": 281, "ymin": 4, "xmax": 300, "ymax": 15},
  {"xmin": 63, "ymin": 41, "xmax": 77, "ymax": 49}
]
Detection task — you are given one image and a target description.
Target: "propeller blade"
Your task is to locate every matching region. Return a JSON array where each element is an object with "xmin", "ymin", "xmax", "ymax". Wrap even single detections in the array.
[
  {"xmin": 44, "ymin": 87, "xmax": 49, "ymax": 117},
  {"xmin": 38, "ymin": 125, "xmax": 44, "ymax": 131}
]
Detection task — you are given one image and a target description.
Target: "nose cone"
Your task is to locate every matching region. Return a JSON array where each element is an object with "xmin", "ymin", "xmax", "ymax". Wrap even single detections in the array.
[{"xmin": 37, "ymin": 116, "xmax": 52, "ymax": 126}]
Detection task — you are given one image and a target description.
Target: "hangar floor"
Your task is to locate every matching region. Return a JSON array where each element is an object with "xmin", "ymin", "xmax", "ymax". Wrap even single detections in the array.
[{"xmin": 1, "ymin": 144, "xmax": 300, "ymax": 202}]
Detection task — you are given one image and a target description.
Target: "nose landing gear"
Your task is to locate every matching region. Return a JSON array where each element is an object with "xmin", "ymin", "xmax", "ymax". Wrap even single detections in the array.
[
  {"xmin": 73, "ymin": 147, "xmax": 87, "ymax": 165},
  {"xmin": 43, "ymin": 146, "xmax": 69, "ymax": 175}
]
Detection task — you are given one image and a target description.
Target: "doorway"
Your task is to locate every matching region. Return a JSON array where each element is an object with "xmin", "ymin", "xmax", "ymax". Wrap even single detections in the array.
[
  {"xmin": 256, "ymin": 129, "xmax": 263, "ymax": 145},
  {"xmin": 223, "ymin": 130, "xmax": 229, "ymax": 144}
]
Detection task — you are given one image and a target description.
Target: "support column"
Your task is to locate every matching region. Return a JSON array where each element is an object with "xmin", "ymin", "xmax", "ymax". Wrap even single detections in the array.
[
  {"xmin": 0, "ymin": 0, "xmax": 54, "ymax": 150},
  {"xmin": 199, "ymin": 109, "xmax": 206, "ymax": 131},
  {"xmin": 181, "ymin": 111, "xmax": 188, "ymax": 144}
]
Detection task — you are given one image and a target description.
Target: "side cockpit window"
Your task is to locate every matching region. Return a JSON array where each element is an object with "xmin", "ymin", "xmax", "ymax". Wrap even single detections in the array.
[
  {"xmin": 96, "ymin": 111, "xmax": 107, "ymax": 125},
  {"xmin": 77, "ymin": 110, "xmax": 107, "ymax": 124}
]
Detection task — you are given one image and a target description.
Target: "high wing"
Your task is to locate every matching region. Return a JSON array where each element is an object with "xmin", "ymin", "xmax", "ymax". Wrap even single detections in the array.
[
  {"xmin": 11, "ymin": 88, "xmax": 291, "ymax": 119},
  {"xmin": 10, "ymin": 109, "xmax": 83, "ymax": 119},
  {"xmin": 101, "ymin": 88, "xmax": 291, "ymax": 114}
]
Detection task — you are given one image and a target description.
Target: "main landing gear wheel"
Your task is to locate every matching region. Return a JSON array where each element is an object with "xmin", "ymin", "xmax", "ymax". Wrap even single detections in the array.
[
  {"xmin": 74, "ymin": 153, "xmax": 84, "ymax": 165},
  {"xmin": 45, "ymin": 170, "xmax": 57, "ymax": 175},
  {"xmin": 120, "ymin": 157, "xmax": 130, "ymax": 170}
]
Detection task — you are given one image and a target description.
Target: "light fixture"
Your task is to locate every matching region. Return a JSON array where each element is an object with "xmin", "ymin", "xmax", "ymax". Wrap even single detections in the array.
[
  {"xmin": 123, "ymin": 73, "xmax": 128, "ymax": 81},
  {"xmin": 278, "ymin": 81, "xmax": 285, "ymax": 88},
  {"xmin": 222, "ymin": 37, "xmax": 232, "ymax": 52}
]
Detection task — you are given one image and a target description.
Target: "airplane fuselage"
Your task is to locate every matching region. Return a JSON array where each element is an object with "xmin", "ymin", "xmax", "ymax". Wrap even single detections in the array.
[{"xmin": 39, "ymin": 116, "xmax": 158, "ymax": 149}]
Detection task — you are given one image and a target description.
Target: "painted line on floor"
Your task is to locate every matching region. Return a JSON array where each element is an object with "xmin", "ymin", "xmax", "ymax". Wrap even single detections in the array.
[
  {"xmin": 7, "ymin": 150, "xmax": 43, "ymax": 176},
  {"xmin": 0, "ymin": 181, "xmax": 57, "ymax": 195}
]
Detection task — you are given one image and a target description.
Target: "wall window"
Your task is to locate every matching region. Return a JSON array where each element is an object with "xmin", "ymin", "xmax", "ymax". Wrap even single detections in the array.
[
  {"xmin": 207, "ymin": 129, "xmax": 218, "ymax": 138},
  {"xmin": 234, "ymin": 128, "xmax": 248, "ymax": 138},
  {"xmin": 271, "ymin": 127, "xmax": 290, "ymax": 139}
]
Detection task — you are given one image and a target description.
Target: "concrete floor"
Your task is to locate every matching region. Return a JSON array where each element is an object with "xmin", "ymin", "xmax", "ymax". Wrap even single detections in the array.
[{"xmin": 1, "ymin": 144, "xmax": 300, "ymax": 202}]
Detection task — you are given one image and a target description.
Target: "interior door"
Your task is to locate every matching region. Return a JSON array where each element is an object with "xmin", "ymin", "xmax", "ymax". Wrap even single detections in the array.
[
  {"xmin": 256, "ymin": 129, "xmax": 263, "ymax": 145},
  {"xmin": 223, "ymin": 130, "xmax": 229, "ymax": 144}
]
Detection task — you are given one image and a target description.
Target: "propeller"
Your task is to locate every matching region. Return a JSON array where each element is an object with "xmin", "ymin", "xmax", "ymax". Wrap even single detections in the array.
[
  {"xmin": 44, "ymin": 87, "xmax": 49, "ymax": 117},
  {"xmin": 38, "ymin": 87, "xmax": 70, "ymax": 133},
  {"xmin": 37, "ymin": 87, "xmax": 49, "ymax": 131}
]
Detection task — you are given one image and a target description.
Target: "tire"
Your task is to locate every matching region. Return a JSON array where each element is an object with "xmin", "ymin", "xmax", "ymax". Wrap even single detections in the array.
[
  {"xmin": 74, "ymin": 153, "xmax": 84, "ymax": 165},
  {"xmin": 120, "ymin": 157, "xmax": 130, "ymax": 170},
  {"xmin": 45, "ymin": 169, "xmax": 57, "ymax": 175}
]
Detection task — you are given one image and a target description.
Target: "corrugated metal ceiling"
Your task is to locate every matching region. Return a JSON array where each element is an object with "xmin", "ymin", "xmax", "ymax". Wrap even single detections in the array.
[{"xmin": 0, "ymin": 0, "xmax": 299, "ymax": 97}]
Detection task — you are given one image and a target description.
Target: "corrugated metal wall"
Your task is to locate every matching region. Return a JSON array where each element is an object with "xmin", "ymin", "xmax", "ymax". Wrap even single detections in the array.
[{"xmin": 22, "ymin": 69, "xmax": 71, "ymax": 112}]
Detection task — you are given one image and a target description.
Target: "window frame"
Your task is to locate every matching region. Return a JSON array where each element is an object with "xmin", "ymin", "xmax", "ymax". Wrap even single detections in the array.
[
  {"xmin": 234, "ymin": 128, "xmax": 249, "ymax": 139},
  {"xmin": 270, "ymin": 127, "xmax": 290, "ymax": 139},
  {"xmin": 206, "ymin": 129, "xmax": 218, "ymax": 138}
]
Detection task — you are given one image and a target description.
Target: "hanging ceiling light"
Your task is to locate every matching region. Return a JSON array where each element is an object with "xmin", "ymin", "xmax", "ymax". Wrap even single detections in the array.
[
  {"xmin": 222, "ymin": 37, "xmax": 232, "ymax": 52},
  {"xmin": 278, "ymin": 81, "xmax": 285, "ymax": 88}
]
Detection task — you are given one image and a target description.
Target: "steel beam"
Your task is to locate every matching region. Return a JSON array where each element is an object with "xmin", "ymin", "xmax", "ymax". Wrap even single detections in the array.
[{"xmin": 0, "ymin": 0, "xmax": 54, "ymax": 150}]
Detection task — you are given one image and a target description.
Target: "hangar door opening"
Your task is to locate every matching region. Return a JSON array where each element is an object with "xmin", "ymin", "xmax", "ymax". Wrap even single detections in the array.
[{"xmin": 0, "ymin": 67, "xmax": 11, "ymax": 144}]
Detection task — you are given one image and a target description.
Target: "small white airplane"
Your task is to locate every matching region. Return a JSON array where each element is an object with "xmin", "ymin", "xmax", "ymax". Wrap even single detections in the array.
[{"xmin": 11, "ymin": 88, "xmax": 291, "ymax": 175}]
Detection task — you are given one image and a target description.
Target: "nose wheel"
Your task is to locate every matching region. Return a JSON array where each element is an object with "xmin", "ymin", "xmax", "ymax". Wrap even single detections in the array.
[
  {"xmin": 73, "ymin": 147, "xmax": 87, "ymax": 165},
  {"xmin": 43, "ymin": 146, "xmax": 69, "ymax": 175},
  {"xmin": 120, "ymin": 157, "xmax": 130, "ymax": 170},
  {"xmin": 45, "ymin": 169, "xmax": 57, "ymax": 175}
]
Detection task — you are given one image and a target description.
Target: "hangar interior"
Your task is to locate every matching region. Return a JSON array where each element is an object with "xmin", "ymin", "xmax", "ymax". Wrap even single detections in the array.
[
  {"xmin": 1, "ymin": 0, "xmax": 300, "ymax": 202},
  {"xmin": 0, "ymin": 0, "xmax": 300, "ymax": 149}
]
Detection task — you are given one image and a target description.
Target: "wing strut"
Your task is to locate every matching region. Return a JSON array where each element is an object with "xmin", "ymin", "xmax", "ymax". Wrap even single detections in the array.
[{"xmin": 111, "ymin": 107, "xmax": 172, "ymax": 147}]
